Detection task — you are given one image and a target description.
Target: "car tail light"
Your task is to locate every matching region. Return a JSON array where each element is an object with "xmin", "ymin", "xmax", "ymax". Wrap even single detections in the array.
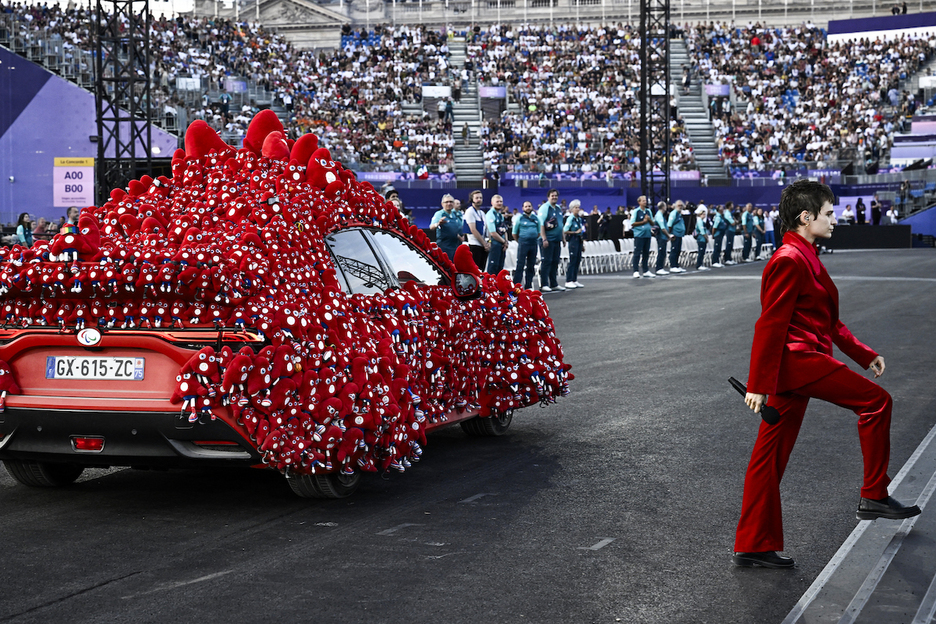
[{"xmin": 72, "ymin": 436, "xmax": 105, "ymax": 452}]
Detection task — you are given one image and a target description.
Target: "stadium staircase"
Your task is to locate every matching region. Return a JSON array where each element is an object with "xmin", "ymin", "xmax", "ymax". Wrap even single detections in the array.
[
  {"xmin": 448, "ymin": 38, "xmax": 484, "ymax": 185},
  {"xmin": 900, "ymin": 53, "xmax": 936, "ymax": 104},
  {"xmin": 671, "ymin": 39, "xmax": 726, "ymax": 182}
]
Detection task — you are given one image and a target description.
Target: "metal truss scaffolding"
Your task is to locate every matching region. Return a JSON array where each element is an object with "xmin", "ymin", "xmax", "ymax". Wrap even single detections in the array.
[
  {"xmin": 94, "ymin": 0, "xmax": 152, "ymax": 205},
  {"xmin": 639, "ymin": 0, "xmax": 671, "ymax": 207}
]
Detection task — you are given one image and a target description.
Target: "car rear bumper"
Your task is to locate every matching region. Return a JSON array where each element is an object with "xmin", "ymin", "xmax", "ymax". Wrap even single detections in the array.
[{"xmin": 0, "ymin": 406, "xmax": 262, "ymax": 469}]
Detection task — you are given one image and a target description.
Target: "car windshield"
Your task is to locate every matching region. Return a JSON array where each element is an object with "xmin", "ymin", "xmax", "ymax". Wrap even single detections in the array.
[
  {"xmin": 325, "ymin": 230, "xmax": 392, "ymax": 294},
  {"xmin": 368, "ymin": 230, "xmax": 449, "ymax": 286}
]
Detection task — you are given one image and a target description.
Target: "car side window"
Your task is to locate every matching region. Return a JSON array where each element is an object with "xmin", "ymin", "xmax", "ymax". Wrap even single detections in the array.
[
  {"xmin": 325, "ymin": 229, "xmax": 393, "ymax": 294},
  {"xmin": 368, "ymin": 230, "xmax": 449, "ymax": 286}
]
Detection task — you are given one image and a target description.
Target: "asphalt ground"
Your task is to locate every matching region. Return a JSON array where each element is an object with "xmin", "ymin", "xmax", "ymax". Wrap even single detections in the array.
[{"xmin": 0, "ymin": 248, "xmax": 934, "ymax": 624}]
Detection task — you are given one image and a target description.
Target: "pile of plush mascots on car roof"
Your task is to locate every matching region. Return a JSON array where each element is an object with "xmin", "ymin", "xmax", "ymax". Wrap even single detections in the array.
[{"xmin": 0, "ymin": 110, "xmax": 572, "ymax": 475}]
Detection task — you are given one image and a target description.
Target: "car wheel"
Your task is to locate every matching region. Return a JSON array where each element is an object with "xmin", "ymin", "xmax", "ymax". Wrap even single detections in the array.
[
  {"xmin": 3, "ymin": 460, "xmax": 84, "ymax": 487},
  {"xmin": 287, "ymin": 470, "xmax": 361, "ymax": 499},
  {"xmin": 460, "ymin": 410, "xmax": 513, "ymax": 437}
]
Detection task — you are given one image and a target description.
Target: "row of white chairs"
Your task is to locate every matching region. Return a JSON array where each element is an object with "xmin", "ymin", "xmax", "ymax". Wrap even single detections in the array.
[{"xmin": 501, "ymin": 236, "xmax": 775, "ymax": 276}]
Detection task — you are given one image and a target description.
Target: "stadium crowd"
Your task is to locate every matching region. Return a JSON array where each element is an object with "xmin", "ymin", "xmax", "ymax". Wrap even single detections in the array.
[
  {"xmin": 3, "ymin": 0, "xmax": 935, "ymax": 177},
  {"xmin": 686, "ymin": 21, "xmax": 935, "ymax": 170},
  {"xmin": 0, "ymin": 2, "xmax": 455, "ymax": 171},
  {"xmin": 470, "ymin": 23, "xmax": 696, "ymax": 173}
]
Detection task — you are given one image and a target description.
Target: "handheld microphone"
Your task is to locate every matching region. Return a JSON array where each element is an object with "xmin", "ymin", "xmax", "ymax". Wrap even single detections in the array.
[{"xmin": 728, "ymin": 377, "xmax": 781, "ymax": 425}]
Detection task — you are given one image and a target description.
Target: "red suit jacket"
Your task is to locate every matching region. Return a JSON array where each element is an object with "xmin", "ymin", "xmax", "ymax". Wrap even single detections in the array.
[{"xmin": 748, "ymin": 232, "xmax": 878, "ymax": 396}]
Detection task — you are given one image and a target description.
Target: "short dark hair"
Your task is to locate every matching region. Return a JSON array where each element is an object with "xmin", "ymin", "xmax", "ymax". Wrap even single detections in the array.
[{"xmin": 778, "ymin": 179, "xmax": 835, "ymax": 236}]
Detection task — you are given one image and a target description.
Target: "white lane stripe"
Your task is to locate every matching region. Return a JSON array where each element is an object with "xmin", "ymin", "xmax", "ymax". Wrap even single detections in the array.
[
  {"xmin": 458, "ymin": 493, "xmax": 497, "ymax": 503},
  {"xmin": 578, "ymin": 538, "xmax": 616, "ymax": 551},
  {"xmin": 121, "ymin": 570, "xmax": 233, "ymax": 599},
  {"xmin": 911, "ymin": 570, "xmax": 936, "ymax": 624},
  {"xmin": 377, "ymin": 523, "xmax": 423, "ymax": 536},
  {"xmin": 781, "ymin": 422, "xmax": 936, "ymax": 624},
  {"xmin": 582, "ymin": 274, "xmax": 936, "ymax": 282},
  {"xmin": 837, "ymin": 469, "xmax": 936, "ymax": 624}
]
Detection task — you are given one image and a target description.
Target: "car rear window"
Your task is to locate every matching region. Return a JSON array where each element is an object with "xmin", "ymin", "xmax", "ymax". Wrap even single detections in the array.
[
  {"xmin": 325, "ymin": 230, "xmax": 392, "ymax": 294},
  {"xmin": 369, "ymin": 230, "xmax": 449, "ymax": 287}
]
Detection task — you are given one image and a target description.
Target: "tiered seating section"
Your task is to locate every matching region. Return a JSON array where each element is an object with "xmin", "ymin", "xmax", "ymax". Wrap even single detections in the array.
[
  {"xmin": 470, "ymin": 24, "xmax": 696, "ymax": 174},
  {"xmin": 685, "ymin": 22, "xmax": 933, "ymax": 172},
  {"xmin": 2, "ymin": 3, "xmax": 933, "ymax": 177},
  {"xmin": 0, "ymin": 4, "xmax": 454, "ymax": 173}
]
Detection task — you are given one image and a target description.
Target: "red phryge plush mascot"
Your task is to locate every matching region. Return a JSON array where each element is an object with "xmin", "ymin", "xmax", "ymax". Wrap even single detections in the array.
[{"xmin": 0, "ymin": 111, "xmax": 572, "ymax": 476}]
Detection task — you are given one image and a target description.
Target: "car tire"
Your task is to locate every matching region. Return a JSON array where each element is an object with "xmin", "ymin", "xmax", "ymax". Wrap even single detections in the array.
[
  {"xmin": 3, "ymin": 460, "xmax": 84, "ymax": 487},
  {"xmin": 287, "ymin": 470, "xmax": 361, "ymax": 499},
  {"xmin": 460, "ymin": 410, "xmax": 513, "ymax": 437}
]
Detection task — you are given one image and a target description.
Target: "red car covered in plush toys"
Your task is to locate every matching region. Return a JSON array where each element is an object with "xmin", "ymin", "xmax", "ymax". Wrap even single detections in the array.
[{"xmin": 0, "ymin": 111, "xmax": 571, "ymax": 498}]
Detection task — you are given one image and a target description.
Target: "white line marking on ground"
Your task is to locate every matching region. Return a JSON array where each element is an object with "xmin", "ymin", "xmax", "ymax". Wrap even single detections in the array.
[
  {"xmin": 582, "ymin": 274, "xmax": 936, "ymax": 283},
  {"xmin": 425, "ymin": 551, "xmax": 466, "ymax": 560},
  {"xmin": 458, "ymin": 493, "xmax": 497, "ymax": 503},
  {"xmin": 837, "ymin": 469, "xmax": 936, "ymax": 624},
  {"xmin": 911, "ymin": 569, "xmax": 936, "ymax": 624},
  {"xmin": 121, "ymin": 570, "xmax": 233, "ymax": 600},
  {"xmin": 578, "ymin": 538, "xmax": 616, "ymax": 551},
  {"xmin": 781, "ymin": 422, "xmax": 936, "ymax": 624},
  {"xmin": 377, "ymin": 523, "xmax": 424, "ymax": 536}
]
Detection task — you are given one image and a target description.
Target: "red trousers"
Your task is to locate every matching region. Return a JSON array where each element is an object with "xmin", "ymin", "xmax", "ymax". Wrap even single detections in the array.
[{"xmin": 734, "ymin": 366, "xmax": 893, "ymax": 553}]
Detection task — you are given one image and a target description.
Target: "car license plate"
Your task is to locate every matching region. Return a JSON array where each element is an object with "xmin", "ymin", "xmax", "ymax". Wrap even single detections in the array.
[{"xmin": 45, "ymin": 356, "xmax": 145, "ymax": 381}]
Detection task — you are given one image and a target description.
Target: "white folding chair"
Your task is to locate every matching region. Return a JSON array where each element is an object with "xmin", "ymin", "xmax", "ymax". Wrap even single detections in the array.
[
  {"xmin": 682, "ymin": 236, "xmax": 697, "ymax": 269},
  {"xmin": 619, "ymin": 239, "xmax": 634, "ymax": 269},
  {"xmin": 504, "ymin": 240, "xmax": 518, "ymax": 272},
  {"xmin": 559, "ymin": 241, "xmax": 570, "ymax": 275}
]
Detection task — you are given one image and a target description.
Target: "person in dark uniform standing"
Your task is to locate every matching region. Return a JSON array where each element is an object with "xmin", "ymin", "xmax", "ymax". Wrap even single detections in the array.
[
  {"xmin": 733, "ymin": 180, "xmax": 920, "ymax": 569},
  {"xmin": 722, "ymin": 202, "xmax": 738, "ymax": 265},
  {"xmin": 654, "ymin": 201, "xmax": 674, "ymax": 276},
  {"xmin": 740, "ymin": 203, "xmax": 755, "ymax": 262},
  {"xmin": 667, "ymin": 199, "xmax": 687, "ymax": 273},
  {"xmin": 871, "ymin": 194, "xmax": 883, "ymax": 226},
  {"xmin": 512, "ymin": 200, "xmax": 541, "ymax": 289},
  {"xmin": 711, "ymin": 204, "xmax": 728, "ymax": 268},
  {"xmin": 563, "ymin": 200, "xmax": 585, "ymax": 289},
  {"xmin": 430, "ymin": 194, "xmax": 465, "ymax": 261},
  {"xmin": 485, "ymin": 194, "xmax": 509, "ymax": 274},
  {"xmin": 538, "ymin": 189, "xmax": 565, "ymax": 292},
  {"xmin": 693, "ymin": 205, "xmax": 711, "ymax": 271},
  {"xmin": 631, "ymin": 195, "xmax": 654, "ymax": 278}
]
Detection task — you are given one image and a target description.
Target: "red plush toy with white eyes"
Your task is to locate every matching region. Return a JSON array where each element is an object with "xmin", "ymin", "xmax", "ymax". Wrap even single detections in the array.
[{"xmin": 306, "ymin": 148, "xmax": 344, "ymax": 196}]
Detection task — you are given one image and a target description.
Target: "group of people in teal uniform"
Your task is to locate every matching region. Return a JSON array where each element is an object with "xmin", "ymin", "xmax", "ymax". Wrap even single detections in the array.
[
  {"xmin": 430, "ymin": 192, "xmax": 513, "ymax": 276},
  {"xmin": 430, "ymin": 189, "xmax": 586, "ymax": 293},
  {"xmin": 709, "ymin": 201, "xmax": 770, "ymax": 268},
  {"xmin": 630, "ymin": 196, "xmax": 694, "ymax": 278},
  {"xmin": 432, "ymin": 192, "xmax": 776, "ymax": 286},
  {"xmin": 515, "ymin": 189, "xmax": 586, "ymax": 292},
  {"xmin": 631, "ymin": 198, "xmax": 773, "ymax": 277}
]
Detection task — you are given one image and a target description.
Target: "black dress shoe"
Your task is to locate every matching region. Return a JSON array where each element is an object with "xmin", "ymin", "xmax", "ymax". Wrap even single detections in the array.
[
  {"xmin": 856, "ymin": 496, "xmax": 922, "ymax": 521},
  {"xmin": 732, "ymin": 551, "xmax": 795, "ymax": 568}
]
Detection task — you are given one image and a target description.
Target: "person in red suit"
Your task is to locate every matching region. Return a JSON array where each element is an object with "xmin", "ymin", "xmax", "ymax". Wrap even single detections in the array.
[{"xmin": 733, "ymin": 180, "xmax": 921, "ymax": 569}]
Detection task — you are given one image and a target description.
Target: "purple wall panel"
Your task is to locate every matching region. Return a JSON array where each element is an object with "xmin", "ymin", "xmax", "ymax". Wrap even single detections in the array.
[
  {"xmin": 0, "ymin": 55, "xmax": 178, "ymax": 225},
  {"xmin": 828, "ymin": 12, "xmax": 936, "ymax": 35},
  {"xmin": 902, "ymin": 204, "xmax": 936, "ymax": 237},
  {"xmin": 0, "ymin": 46, "xmax": 51, "ymax": 137}
]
